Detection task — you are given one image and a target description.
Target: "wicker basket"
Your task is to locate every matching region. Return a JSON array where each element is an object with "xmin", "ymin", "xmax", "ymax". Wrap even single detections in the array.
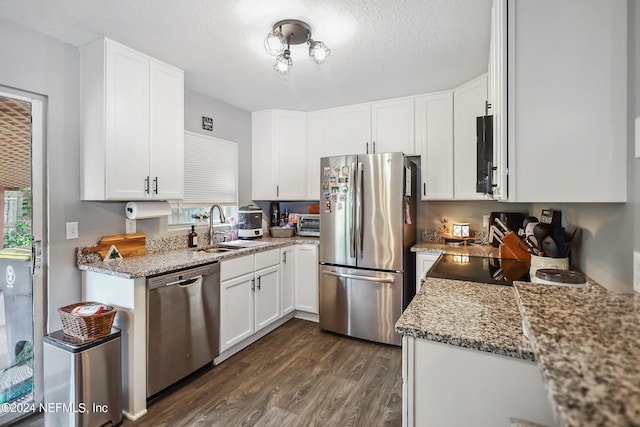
[{"xmin": 58, "ymin": 301, "xmax": 117, "ymax": 341}]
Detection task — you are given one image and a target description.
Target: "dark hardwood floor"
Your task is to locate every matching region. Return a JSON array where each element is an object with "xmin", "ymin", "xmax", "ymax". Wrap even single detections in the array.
[{"xmin": 13, "ymin": 318, "xmax": 402, "ymax": 427}]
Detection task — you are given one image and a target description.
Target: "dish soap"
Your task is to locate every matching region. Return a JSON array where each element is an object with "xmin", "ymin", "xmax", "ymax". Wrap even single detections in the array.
[{"xmin": 188, "ymin": 225, "xmax": 198, "ymax": 248}]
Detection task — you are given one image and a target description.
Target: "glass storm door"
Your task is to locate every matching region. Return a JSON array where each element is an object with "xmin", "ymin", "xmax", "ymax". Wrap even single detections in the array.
[{"xmin": 0, "ymin": 90, "xmax": 44, "ymax": 424}]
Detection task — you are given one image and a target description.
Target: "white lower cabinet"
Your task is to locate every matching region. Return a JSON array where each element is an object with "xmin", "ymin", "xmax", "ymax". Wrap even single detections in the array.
[
  {"xmin": 280, "ymin": 246, "xmax": 296, "ymax": 316},
  {"xmin": 220, "ymin": 249, "xmax": 281, "ymax": 352},
  {"xmin": 415, "ymin": 252, "xmax": 441, "ymax": 291},
  {"xmin": 402, "ymin": 336, "xmax": 555, "ymax": 427},
  {"xmin": 294, "ymin": 244, "xmax": 318, "ymax": 314}
]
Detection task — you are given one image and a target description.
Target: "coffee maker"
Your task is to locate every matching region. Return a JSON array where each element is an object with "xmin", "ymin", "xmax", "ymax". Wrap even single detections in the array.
[{"xmin": 237, "ymin": 205, "xmax": 264, "ymax": 239}]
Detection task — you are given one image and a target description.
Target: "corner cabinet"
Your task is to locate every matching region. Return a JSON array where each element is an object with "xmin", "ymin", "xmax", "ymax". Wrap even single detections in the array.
[
  {"xmin": 252, "ymin": 110, "xmax": 307, "ymax": 200},
  {"xmin": 505, "ymin": 0, "xmax": 626, "ymax": 202},
  {"xmin": 280, "ymin": 246, "xmax": 295, "ymax": 316},
  {"xmin": 415, "ymin": 92, "xmax": 454, "ymax": 200},
  {"xmin": 453, "ymin": 74, "xmax": 489, "ymax": 200},
  {"xmin": 80, "ymin": 37, "xmax": 184, "ymax": 201}
]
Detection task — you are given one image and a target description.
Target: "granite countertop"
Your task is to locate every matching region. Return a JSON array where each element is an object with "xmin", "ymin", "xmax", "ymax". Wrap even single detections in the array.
[
  {"xmin": 395, "ymin": 277, "xmax": 534, "ymax": 361},
  {"xmin": 411, "ymin": 241, "xmax": 500, "ymax": 257},
  {"xmin": 78, "ymin": 236, "xmax": 319, "ymax": 279},
  {"xmin": 514, "ymin": 282, "xmax": 640, "ymax": 427}
]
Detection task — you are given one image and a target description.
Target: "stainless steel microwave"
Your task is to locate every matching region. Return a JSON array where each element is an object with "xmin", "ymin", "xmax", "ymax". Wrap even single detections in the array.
[{"xmin": 297, "ymin": 214, "xmax": 320, "ymax": 237}]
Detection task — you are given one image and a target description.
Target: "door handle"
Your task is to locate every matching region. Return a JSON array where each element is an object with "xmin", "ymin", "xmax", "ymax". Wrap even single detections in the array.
[
  {"xmin": 350, "ymin": 162, "xmax": 357, "ymax": 258},
  {"xmin": 323, "ymin": 270, "xmax": 395, "ymax": 284},
  {"xmin": 356, "ymin": 162, "xmax": 364, "ymax": 258},
  {"xmin": 32, "ymin": 240, "xmax": 42, "ymax": 271}
]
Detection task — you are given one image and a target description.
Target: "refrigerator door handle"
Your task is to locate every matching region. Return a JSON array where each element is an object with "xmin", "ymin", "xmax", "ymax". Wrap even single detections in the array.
[
  {"xmin": 350, "ymin": 161, "xmax": 357, "ymax": 258},
  {"xmin": 356, "ymin": 162, "xmax": 364, "ymax": 258},
  {"xmin": 322, "ymin": 270, "xmax": 395, "ymax": 284}
]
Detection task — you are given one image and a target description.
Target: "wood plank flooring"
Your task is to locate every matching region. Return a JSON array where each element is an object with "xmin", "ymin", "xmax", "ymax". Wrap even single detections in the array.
[{"xmin": 13, "ymin": 318, "xmax": 402, "ymax": 427}]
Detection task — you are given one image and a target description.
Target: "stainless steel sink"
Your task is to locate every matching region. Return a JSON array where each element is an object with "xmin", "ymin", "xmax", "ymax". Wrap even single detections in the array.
[{"xmin": 199, "ymin": 247, "xmax": 235, "ymax": 254}]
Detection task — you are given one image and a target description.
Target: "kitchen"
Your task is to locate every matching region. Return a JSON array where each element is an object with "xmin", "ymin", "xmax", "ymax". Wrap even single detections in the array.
[{"xmin": 0, "ymin": 0, "xmax": 638, "ymax": 426}]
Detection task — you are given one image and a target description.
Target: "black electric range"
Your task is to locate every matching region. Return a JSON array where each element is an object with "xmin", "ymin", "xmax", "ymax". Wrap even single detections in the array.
[{"xmin": 427, "ymin": 254, "xmax": 530, "ymax": 286}]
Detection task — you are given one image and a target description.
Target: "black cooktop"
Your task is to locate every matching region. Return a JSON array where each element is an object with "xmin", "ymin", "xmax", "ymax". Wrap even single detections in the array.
[{"xmin": 427, "ymin": 254, "xmax": 530, "ymax": 286}]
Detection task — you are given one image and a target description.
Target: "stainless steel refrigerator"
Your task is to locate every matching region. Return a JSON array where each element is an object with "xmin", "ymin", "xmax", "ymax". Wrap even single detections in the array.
[{"xmin": 319, "ymin": 152, "xmax": 416, "ymax": 346}]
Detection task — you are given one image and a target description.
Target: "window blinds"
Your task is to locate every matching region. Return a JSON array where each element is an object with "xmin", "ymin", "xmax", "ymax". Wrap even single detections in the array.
[{"xmin": 183, "ymin": 130, "xmax": 238, "ymax": 204}]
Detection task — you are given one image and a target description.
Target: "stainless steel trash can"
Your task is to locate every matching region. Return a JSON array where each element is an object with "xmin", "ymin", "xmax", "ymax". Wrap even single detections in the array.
[{"xmin": 43, "ymin": 329, "xmax": 122, "ymax": 427}]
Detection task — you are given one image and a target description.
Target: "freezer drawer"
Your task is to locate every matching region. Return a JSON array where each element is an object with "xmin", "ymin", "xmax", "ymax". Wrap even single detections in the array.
[{"xmin": 319, "ymin": 265, "xmax": 403, "ymax": 346}]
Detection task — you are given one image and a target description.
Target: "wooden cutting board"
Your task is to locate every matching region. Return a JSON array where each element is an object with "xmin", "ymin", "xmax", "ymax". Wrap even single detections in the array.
[{"xmin": 82, "ymin": 233, "xmax": 146, "ymax": 259}]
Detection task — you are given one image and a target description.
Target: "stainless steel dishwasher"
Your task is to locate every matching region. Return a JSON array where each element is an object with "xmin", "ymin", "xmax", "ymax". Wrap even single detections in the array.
[{"xmin": 146, "ymin": 261, "xmax": 219, "ymax": 397}]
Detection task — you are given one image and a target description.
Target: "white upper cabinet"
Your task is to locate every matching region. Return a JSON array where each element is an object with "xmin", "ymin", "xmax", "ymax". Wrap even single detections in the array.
[
  {"xmin": 306, "ymin": 111, "xmax": 330, "ymax": 200},
  {"xmin": 453, "ymin": 74, "xmax": 489, "ymax": 200},
  {"xmin": 506, "ymin": 0, "xmax": 626, "ymax": 202},
  {"xmin": 371, "ymin": 97, "xmax": 416, "ymax": 155},
  {"xmin": 328, "ymin": 103, "xmax": 372, "ymax": 156},
  {"xmin": 415, "ymin": 92, "xmax": 454, "ymax": 200},
  {"xmin": 252, "ymin": 110, "xmax": 307, "ymax": 200},
  {"xmin": 80, "ymin": 37, "xmax": 184, "ymax": 201}
]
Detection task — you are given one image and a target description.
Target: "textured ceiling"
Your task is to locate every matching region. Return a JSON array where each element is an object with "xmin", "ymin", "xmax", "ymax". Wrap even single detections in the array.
[
  {"xmin": 0, "ymin": 96, "xmax": 31, "ymax": 190},
  {"xmin": 0, "ymin": 0, "xmax": 493, "ymax": 112}
]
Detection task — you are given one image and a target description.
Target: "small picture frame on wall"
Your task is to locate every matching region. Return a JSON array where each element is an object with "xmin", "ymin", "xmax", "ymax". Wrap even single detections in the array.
[{"xmin": 202, "ymin": 116, "xmax": 213, "ymax": 131}]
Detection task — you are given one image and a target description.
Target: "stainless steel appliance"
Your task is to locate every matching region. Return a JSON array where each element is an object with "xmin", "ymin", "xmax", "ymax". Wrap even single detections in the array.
[
  {"xmin": 428, "ymin": 254, "xmax": 530, "ymax": 285},
  {"xmin": 296, "ymin": 213, "xmax": 320, "ymax": 236},
  {"xmin": 319, "ymin": 152, "xmax": 416, "ymax": 346},
  {"xmin": 238, "ymin": 205, "xmax": 264, "ymax": 239},
  {"xmin": 147, "ymin": 262, "xmax": 219, "ymax": 397}
]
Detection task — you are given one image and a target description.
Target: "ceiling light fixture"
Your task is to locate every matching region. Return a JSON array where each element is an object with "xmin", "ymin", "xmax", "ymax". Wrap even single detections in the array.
[{"xmin": 264, "ymin": 19, "xmax": 331, "ymax": 77}]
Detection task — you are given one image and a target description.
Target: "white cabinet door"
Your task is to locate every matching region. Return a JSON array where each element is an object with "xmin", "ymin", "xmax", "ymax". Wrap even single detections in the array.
[
  {"xmin": 415, "ymin": 252, "xmax": 441, "ymax": 291},
  {"xmin": 507, "ymin": 0, "xmax": 626, "ymax": 202},
  {"xmin": 104, "ymin": 41, "xmax": 150, "ymax": 200},
  {"xmin": 280, "ymin": 246, "xmax": 295, "ymax": 316},
  {"xmin": 453, "ymin": 74, "xmax": 488, "ymax": 200},
  {"xmin": 306, "ymin": 111, "xmax": 329, "ymax": 200},
  {"xmin": 220, "ymin": 272, "xmax": 255, "ymax": 352},
  {"xmin": 81, "ymin": 38, "xmax": 184, "ymax": 201},
  {"xmin": 295, "ymin": 244, "xmax": 318, "ymax": 314},
  {"xmin": 149, "ymin": 59, "xmax": 184, "ymax": 200},
  {"xmin": 415, "ymin": 92, "xmax": 454, "ymax": 200},
  {"xmin": 371, "ymin": 97, "xmax": 416, "ymax": 155},
  {"xmin": 254, "ymin": 265, "xmax": 280, "ymax": 332},
  {"xmin": 328, "ymin": 103, "xmax": 372, "ymax": 156},
  {"xmin": 251, "ymin": 110, "xmax": 307, "ymax": 200},
  {"xmin": 274, "ymin": 110, "xmax": 307, "ymax": 200}
]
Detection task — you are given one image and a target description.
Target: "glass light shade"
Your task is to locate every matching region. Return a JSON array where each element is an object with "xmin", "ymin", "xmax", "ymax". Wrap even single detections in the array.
[
  {"xmin": 264, "ymin": 30, "xmax": 285, "ymax": 56},
  {"xmin": 309, "ymin": 40, "xmax": 330, "ymax": 65},
  {"xmin": 274, "ymin": 50, "xmax": 292, "ymax": 76}
]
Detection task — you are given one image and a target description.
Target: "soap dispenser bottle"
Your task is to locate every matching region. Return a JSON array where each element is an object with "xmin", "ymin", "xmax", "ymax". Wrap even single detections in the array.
[{"xmin": 188, "ymin": 225, "xmax": 198, "ymax": 248}]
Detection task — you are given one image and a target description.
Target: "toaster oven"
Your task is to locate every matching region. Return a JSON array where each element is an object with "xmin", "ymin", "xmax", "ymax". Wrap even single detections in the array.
[{"xmin": 297, "ymin": 214, "xmax": 320, "ymax": 237}]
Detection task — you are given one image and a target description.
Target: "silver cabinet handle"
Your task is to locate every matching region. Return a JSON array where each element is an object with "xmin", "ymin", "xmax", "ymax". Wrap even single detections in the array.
[
  {"xmin": 423, "ymin": 182, "xmax": 426, "ymax": 196},
  {"xmin": 257, "ymin": 276, "xmax": 261, "ymax": 290},
  {"xmin": 144, "ymin": 176, "xmax": 150, "ymax": 194},
  {"xmin": 323, "ymin": 270, "xmax": 395, "ymax": 284},
  {"xmin": 283, "ymin": 252, "xmax": 287, "ymax": 263},
  {"xmin": 153, "ymin": 176, "xmax": 158, "ymax": 195},
  {"xmin": 276, "ymin": 185, "xmax": 279, "ymax": 198},
  {"xmin": 251, "ymin": 278, "xmax": 255, "ymax": 292},
  {"xmin": 373, "ymin": 141, "xmax": 376, "ymax": 153},
  {"xmin": 366, "ymin": 142, "xmax": 369, "ymax": 154}
]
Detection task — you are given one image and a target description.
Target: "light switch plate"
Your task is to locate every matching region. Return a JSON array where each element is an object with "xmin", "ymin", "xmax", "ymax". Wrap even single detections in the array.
[
  {"xmin": 482, "ymin": 215, "xmax": 490, "ymax": 228},
  {"xmin": 66, "ymin": 221, "xmax": 78, "ymax": 240},
  {"xmin": 634, "ymin": 251, "xmax": 640, "ymax": 293}
]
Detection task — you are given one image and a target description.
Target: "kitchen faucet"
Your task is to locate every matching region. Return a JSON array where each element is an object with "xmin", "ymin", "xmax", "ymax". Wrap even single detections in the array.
[{"xmin": 209, "ymin": 204, "xmax": 226, "ymax": 245}]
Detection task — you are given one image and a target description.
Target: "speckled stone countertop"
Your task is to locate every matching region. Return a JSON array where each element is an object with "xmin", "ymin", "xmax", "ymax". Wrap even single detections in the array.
[
  {"xmin": 411, "ymin": 242, "xmax": 499, "ymax": 257},
  {"xmin": 395, "ymin": 277, "xmax": 534, "ymax": 361},
  {"xmin": 78, "ymin": 237, "xmax": 319, "ymax": 279},
  {"xmin": 514, "ymin": 282, "xmax": 640, "ymax": 427}
]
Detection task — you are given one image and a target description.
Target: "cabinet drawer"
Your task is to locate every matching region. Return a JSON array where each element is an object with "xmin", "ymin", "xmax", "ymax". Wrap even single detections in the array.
[
  {"xmin": 255, "ymin": 248, "xmax": 280, "ymax": 270},
  {"xmin": 221, "ymin": 255, "xmax": 254, "ymax": 281}
]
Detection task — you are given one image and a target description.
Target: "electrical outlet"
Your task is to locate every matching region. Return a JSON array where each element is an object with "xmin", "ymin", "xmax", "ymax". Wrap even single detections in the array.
[
  {"xmin": 634, "ymin": 251, "xmax": 640, "ymax": 293},
  {"xmin": 66, "ymin": 221, "xmax": 78, "ymax": 240},
  {"xmin": 482, "ymin": 215, "xmax": 490, "ymax": 228}
]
